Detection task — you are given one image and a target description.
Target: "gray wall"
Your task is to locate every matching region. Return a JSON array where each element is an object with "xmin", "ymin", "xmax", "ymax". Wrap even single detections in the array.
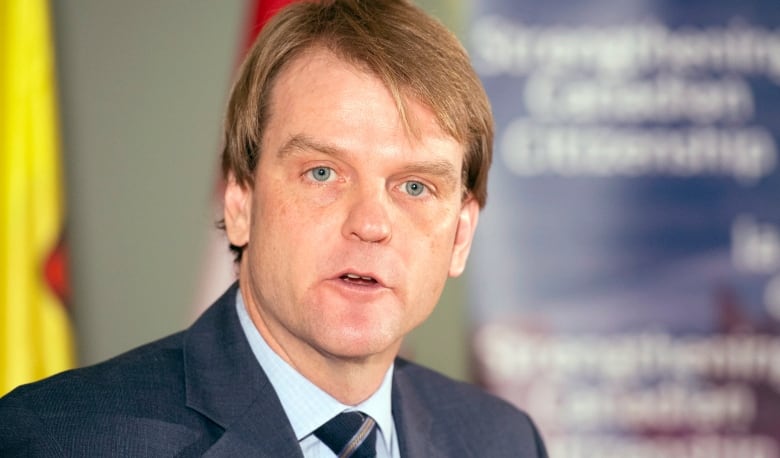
[{"xmin": 53, "ymin": 0, "xmax": 471, "ymax": 381}]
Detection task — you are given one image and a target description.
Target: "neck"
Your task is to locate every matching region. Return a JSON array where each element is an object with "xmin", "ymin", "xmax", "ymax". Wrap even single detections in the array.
[
  {"xmin": 240, "ymin": 286, "xmax": 399, "ymax": 405},
  {"xmin": 296, "ymin": 352, "xmax": 394, "ymax": 405}
]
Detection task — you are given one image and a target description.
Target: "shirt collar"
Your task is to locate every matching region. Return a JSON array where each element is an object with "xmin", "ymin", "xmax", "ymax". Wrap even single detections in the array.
[{"xmin": 235, "ymin": 290, "xmax": 396, "ymax": 447}]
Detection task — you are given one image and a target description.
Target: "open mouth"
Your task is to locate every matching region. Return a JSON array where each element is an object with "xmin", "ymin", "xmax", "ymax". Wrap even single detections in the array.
[{"xmin": 340, "ymin": 273, "xmax": 378, "ymax": 286}]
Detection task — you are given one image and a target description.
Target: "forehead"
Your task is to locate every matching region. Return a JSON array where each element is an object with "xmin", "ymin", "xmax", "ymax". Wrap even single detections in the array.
[{"xmin": 264, "ymin": 47, "xmax": 460, "ymax": 152}]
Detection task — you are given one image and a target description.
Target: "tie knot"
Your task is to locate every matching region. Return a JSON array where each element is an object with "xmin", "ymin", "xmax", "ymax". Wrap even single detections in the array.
[{"xmin": 314, "ymin": 411, "xmax": 377, "ymax": 458}]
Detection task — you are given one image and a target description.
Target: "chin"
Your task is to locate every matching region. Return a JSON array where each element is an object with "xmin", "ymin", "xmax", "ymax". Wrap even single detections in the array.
[{"xmin": 317, "ymin": 327, "xmax": 401, "ymax": 361}]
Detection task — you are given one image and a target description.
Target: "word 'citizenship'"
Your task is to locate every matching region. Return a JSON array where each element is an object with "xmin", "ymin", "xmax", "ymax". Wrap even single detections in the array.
[{"xmin": 501, "ymin": 122, "xmax": 776, "ymax": 184}]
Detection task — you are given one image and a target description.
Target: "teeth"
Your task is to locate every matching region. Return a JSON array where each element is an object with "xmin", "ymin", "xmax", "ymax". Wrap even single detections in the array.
[{"xmin": 344, "ymin": 273, "xmax": 374, "ymax": 281}]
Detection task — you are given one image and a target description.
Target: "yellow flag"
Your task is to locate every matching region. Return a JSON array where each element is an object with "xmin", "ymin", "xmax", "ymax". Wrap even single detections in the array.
[{"xmin": 0, "ymin": 0, "xmax": 75, "ymax": 396}]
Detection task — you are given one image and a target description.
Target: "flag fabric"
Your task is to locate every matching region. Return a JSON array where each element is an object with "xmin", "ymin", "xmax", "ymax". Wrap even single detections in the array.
[
  {"xmin": 243, "ymin": 0, "xmax": 295, "ymax": 53},
  {"xmin": 0, "ymin": 0, "xmax": 75, "ymax": 395},
  {"xmin": 194, "ymin": 0, "xmax": 296, "ymax": 315}
]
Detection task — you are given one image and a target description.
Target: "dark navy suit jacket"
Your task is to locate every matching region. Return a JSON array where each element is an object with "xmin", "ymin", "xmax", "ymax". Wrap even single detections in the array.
[{"xmin": 0, "ymin": 285, "xmax": 547, "ymax": 457}]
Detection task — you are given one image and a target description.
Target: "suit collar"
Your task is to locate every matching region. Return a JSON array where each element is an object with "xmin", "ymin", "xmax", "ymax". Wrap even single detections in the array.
[{"xmin": 183, "ymin": 283, "xmax": 304, "ymax": 457}]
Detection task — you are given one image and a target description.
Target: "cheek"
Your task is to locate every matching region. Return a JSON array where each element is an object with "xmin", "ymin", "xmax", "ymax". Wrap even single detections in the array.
[
  {"xmin": 400, "ymin": 209, "xmax": 460, "ymax": 286},
  {"xmin": 409, "ymin": 205, "xmax": 459, "ymax": 251},
  {"xmin": 249, "ymin": 188, "xmax": 297, "ymax": 269},
  {"xmin": 251, "ymin": 183, "xmax": 336, "ymax": 268},
  {"xmin": 254, "ymin": 179, "xmax": 305, "ymax": 235}
]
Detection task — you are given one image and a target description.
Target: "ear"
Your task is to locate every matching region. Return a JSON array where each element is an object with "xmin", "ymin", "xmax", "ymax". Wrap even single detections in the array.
[
  {"xmin": 448, "ymin": 195, "xmax": 480, "ymax": 277},
  {"xmin": 223, "ymin": 174, "xmax": 253, "ymax": 249}
]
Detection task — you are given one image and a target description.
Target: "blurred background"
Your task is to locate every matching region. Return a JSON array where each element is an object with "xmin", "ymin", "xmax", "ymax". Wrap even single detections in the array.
[
  {"xmin": 51, "ymin": 0, "xmax": 244, "ymax": 367},
  {"xmin": 4, "ymin": 0, "xmax": 780, "ymax": 457}
]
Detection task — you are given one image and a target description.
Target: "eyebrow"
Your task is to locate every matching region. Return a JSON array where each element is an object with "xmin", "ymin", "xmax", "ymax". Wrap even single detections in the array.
[
  {"xmin": 276, "ymin": 134, "xmax": 342, "ymax": 159},
  {"xmin": 276, "ymin": 133, "xmax": 461, "ymax": 184}
]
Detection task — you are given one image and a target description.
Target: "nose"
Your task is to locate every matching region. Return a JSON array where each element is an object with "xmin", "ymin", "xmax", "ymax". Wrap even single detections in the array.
[{"xmin": 341, "ymin": 184, "xmax": 392, "ymax": 243}]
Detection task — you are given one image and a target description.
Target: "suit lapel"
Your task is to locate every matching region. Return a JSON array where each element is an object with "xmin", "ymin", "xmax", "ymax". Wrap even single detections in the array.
[
  {"xmin": 392, "ymin": 361, "xmax": 450, "ymax": 458},
  {"xmin": 183, "ymin": 284, "xmax": 304, "ymax": 457}
]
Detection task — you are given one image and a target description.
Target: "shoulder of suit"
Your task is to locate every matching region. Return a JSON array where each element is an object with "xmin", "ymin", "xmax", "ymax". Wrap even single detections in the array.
[
  {"xmin": 0, "ymin": 285, "xmax": 238, "ymax": 435},
  {"xmin": 0, "ymin": 330, "xmax": 198, "ymax": 455},
  {"xmin": 1, "ymin": 330, "xmax": 188, "ymax": 413},
  {"xmin": 0, "ymin": 285, "xmax": 242, "ymax": 411},
  {"xmin": 393, "ymin": 358, "xmax": 547, "ymax": 456},
  {"xmin": 394, "ymin": 357, "xmax": 530, "ymax": 421}
]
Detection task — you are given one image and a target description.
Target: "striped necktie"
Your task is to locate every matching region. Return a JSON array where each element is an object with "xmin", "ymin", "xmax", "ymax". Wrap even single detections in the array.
[{"xmin": 314, "ymin": 411, "xmax": 378, "ymax": 458}]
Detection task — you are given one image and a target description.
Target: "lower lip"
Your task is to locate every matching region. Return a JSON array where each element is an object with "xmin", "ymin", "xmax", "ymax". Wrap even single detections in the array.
[{"xmin": 327, "ymin": 277, "xmax": 388, "ymax": 295}]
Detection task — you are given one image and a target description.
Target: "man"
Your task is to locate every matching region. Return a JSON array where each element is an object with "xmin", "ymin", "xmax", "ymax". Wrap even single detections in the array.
[{"xmin": 0, "ymin": 1, "xmax": 547, "ymax": 456}]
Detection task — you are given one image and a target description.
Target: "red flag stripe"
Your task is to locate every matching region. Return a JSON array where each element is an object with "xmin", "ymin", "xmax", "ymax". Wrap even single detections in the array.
[{"xmin": 243, "ymin": 0, "xmax": 297, "ymax": 57}]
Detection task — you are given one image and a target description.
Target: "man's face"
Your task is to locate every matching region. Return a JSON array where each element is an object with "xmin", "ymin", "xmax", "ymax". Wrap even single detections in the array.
[{"xmin": 224, "ymin": 49, "xmax": 479, "ymax": 364}]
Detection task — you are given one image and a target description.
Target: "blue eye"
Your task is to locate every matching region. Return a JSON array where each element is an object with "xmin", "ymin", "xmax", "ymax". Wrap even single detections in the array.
[
  {"xmin": 309, "ymin": 167, "xmax": 333, "ymax": 182},
  {"xmin": 404, "ymin": 181, "xmax": 426, "ymax": 196}
]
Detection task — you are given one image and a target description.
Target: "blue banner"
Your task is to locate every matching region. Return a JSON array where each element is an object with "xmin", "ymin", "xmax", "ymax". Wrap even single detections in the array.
[{"xmin": 467, "ymin": 1, "xmax": 780, "ymax": 456}]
